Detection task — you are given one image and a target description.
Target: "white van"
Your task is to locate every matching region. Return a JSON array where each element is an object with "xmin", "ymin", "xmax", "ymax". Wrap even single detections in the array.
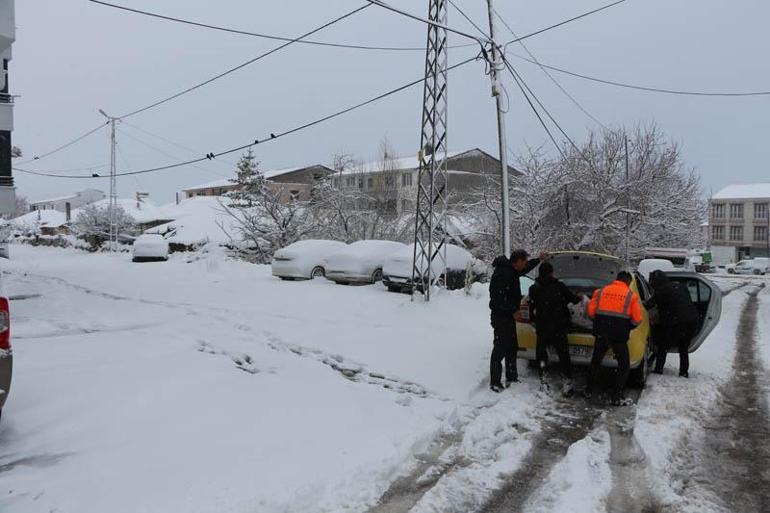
[{"xmin": 732, "ymin": 258, "xmax": 769, "ymax": 275}]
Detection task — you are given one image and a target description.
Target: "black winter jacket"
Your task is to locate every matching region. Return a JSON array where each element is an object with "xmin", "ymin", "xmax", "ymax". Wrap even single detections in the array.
[
  {"xmin": 489, "ymin": 256, "xmax": 540, "ymax": 317},
  {"xmin": 645, "ymin": 271, "xmax": 698, "ymax": 327},
  {"xmin": 529, "ymin": 275, "xmax": 581, "ymax": 331}
]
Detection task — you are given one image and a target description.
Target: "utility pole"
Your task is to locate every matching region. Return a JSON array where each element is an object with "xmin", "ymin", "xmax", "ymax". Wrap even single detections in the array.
[
  {"xmin": 484, "ymin": 0, "xmax": 510, "ymax": 258},
  {"xmin": 624, "ymin": 134, "xmax": 630, "ymax": 263},
  {"xmin": 411, "ymin": 0, "xmax": 449, "ymax": 302},
  {"xmin": 99, "ymin": 109, "xmax": 119, "ymax": 252}
]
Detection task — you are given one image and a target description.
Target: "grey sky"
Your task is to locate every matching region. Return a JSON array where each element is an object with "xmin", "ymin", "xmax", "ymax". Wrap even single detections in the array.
[{"xmin": 12, "ymin": 0, "xmax": 770, "ymax": 203}]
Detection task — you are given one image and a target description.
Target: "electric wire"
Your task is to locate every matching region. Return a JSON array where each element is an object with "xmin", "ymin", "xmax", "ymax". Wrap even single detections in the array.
[
  {"xmin": 116, "ymin": 4, "xmax": 372, "ymax": 119},
  {"xmin": 13, "ymin": 55, "xmax": 480, "ymax": 180},
  {"xmin": 446, "ymin": 0, "xmax": 490, "ymax": 39},
  {"xmin": 493, "ymin": 8, "xmax": 609, "ymax": 130},
  {"xmin": 508, "ymin": 53, "xmax": 770, "ymax": 97},
  {"xmin": 15, "ymin": 121, "xmax": 108, "ymax": 165}
]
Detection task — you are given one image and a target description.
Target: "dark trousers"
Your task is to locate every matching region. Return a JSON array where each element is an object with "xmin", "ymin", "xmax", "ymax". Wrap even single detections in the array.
[
  {"xmin": 535, "ymin": 326, "xmax": 572, "ymax": 378},
  {"xmin": 491, "ymin": 315, "xmax": 518, "ymax": 386},
  {"xmin": 655, "ymin": 321, "xmax": 697, "ymax": 374},
  {"xmin": 586, "ymin": 335, "xmax": 630, "ymax": 399}
]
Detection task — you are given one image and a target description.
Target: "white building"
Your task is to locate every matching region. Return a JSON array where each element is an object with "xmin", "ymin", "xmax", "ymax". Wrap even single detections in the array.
[
  {"xmin": 0, "ymin": 0, "xmax": 15, "ymax": 216},
  {"xmin": 30, "ymin": 189, "xmax": 106, "ymax": 213},
  {"xmin": 709, "ymin": 183, "xmax": 770, "ymax": 261}
]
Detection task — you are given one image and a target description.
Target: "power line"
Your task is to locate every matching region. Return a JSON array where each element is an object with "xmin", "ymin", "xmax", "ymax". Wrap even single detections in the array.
[
  {"xmin": 493, "ymin": 8, "xmax": 609, "ymax": 130},
  {"xmin": 15, "ymin": 121, "xmax": 108, "ymax": 165},
  {"xmin": 117, "ymin": 4, "xmax": 372, "ymax": 119},
  {"xmin": 89, "ymin": 0, "xmax": 468, "ymax": 52},
  {"xmin": 13, "ymin": 55, "xmax": 480, "ymax": 180},
  {"xmin": 509, "ymin": 53, "xmax": 770, "ymax": 97},
  {"xmin": 502, "ymin": 0, "xmax": 626, "ymax": 49},
  {"xmin": 446, "ymin": 0, "xmax": 490, "ymax": 39}
]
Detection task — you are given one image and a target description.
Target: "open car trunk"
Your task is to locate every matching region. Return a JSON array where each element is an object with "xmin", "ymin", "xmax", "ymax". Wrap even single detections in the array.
[{"xmin": 547, "ymin": 252, "xmax": 625, "ymax": 333}]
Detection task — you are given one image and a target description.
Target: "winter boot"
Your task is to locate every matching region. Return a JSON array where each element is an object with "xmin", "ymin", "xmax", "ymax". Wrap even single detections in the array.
[{"xmin": 490, "ymin": 383, "xmax": 504, "ymax": 393}]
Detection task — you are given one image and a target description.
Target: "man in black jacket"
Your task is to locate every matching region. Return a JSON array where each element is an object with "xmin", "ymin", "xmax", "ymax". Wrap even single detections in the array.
[
  {"xmin": 645, "ymin": 270, "xmax": 699, "ymax": 377},
  {"xmin": 528, "ymin": 261, "xmax": 582, "ymax": 396},
  {"xmin": 488, "ymin": 249, "xmax": 546, "ymax": 392}
]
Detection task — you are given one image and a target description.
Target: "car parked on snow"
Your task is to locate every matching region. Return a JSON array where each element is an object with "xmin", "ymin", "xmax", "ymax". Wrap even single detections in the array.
[
  {"xmin": 0, "ymin": 273, "xmax": 11, "ymax": 422},
  {"xmin": 324, "ymin": 240, "xmax": 407, "ymax": 285},
  {"xmin": 515, "ymin": 251, "xmax": 722, "ymax": 387},
  {"xmin": 382, "ymin": 243, "xmax": 485, "ymax": 293},
  {"xmin": 132, "ymin": 234, "xmax": 170, "ymax": 262},
  {"xmin": 271, "ymin": 240, "xmax": 348, "ymax": 280}
]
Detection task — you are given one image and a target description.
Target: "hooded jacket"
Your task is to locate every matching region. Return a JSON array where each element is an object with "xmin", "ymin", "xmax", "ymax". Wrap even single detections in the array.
[
  {"xmin": 489, "ymin": 255, "xmax": 541, "ymax": 317},
  {"xmin": 528, "ymin": 274, "xmax": 581, "ymax": 331},
  {"xmin": 645, "ymin": 270, "xmax": 699, "ymax": 326}
]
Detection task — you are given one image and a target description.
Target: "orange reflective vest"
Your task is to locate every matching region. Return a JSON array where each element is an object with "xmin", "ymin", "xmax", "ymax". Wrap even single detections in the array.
[{"xmin": 587, "ymin": 280, "xmax": 643, "ymax": 326}]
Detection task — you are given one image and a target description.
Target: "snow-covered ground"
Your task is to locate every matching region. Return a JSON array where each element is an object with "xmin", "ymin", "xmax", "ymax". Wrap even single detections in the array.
[{"xmin": 0, "ymin": 246, "xmax": 767, "ymax": 513}]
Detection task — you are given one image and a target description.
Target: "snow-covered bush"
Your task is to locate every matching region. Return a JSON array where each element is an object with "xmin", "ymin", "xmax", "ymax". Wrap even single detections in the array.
[{"xmin": 72, "ymin": 203, "xmax": 138, "ymax": 251}]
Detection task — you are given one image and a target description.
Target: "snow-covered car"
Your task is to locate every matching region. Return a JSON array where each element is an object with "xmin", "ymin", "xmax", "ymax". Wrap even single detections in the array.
[
  {"xmin": 132, "ymin": 234, "xmax": 170, "ymax": 262},
  {"xmin": 324, "ymin": 240, "xmax": 407, "ymax": 285},
  {"xmin": 382, "ymin": 243, "xmax": 484, "ymax": 292},
  {"xmin": 730, "ymin": 258, "xmax": 768, "ymax": 275},
  {"xmin": 271, "ymin": 240, "xmax": 348, "ymax": 280},
  {"xmin": 0, "ymin": 273, "xmax": 11, "ymax": 422}
]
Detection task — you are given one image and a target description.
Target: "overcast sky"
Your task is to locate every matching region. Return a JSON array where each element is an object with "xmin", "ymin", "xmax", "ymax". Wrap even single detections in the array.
[{"xmin": 11, "ymin": 0, "xmax": 770, "ymax": 203}]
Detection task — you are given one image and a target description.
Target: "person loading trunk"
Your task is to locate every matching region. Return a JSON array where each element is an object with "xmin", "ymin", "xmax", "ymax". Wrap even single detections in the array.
[
  {"xmin": 645, "ymin": 270, "xmax": 699, "ymax": 377},
  {"xmin": 584, "ymin": 271, "xmax": 642, "ymax": 406},
  {"xmin": 528, "ymin": 261, "xmax": 583, "ymax": 396},
  {"xmin": 488, "ymin": 249, "xmax": 546, "ymax": 393}
]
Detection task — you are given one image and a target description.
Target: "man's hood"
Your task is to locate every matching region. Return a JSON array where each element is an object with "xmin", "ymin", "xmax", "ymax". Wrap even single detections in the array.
[{"xmin": 492, "ymin": 255, "xmax": 510, "ymax": 268}]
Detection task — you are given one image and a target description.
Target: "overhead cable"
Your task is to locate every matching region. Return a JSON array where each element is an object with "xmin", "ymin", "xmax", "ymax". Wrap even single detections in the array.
[
  {"xmin": 15, "ymin": 122, "xmax": 108, "ymax": 165},
  {"xmin": 13, "ymin": 56, "xmax": 479, "ymax": 179},
  {"xmin": 117, "ymin": 4, "xmax": 372, "ymax": 119}
]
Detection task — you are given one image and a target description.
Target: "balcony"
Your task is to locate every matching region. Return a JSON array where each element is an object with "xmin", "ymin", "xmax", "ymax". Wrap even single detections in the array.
[{"xmin": 0, "ymin": 0, "xmax": 14, "ymax": 54}]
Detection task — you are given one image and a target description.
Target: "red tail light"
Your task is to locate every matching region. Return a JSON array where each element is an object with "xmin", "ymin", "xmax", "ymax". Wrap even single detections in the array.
[
  {"xmin": 0, "ymin": 297, "xmax": 9, "ymax": 351},
  {"xmin": 515, "ymin": 301, "xmax": 531, "ymax": 324}
]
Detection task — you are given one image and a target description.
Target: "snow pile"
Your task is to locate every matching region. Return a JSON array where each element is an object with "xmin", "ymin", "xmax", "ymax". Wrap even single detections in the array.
[{"xmin": 10, "ymin": 210, "xmax": 68, "ymax": 230}]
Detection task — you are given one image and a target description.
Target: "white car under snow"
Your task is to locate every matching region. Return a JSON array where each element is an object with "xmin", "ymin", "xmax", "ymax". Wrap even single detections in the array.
[
  {"xmin": 324, "ymin": 240, "xmax": 407, "ymax": 285},
  {"xmin": 382, "ymin": 243, "xmax": 480, "ymax": 292},
  {"xmin": 132, "ymin": 234, "xmax": 169, "ymax": 262},
  {"xmin": 271, "ymin": 240, "xmax": 348, "ymax": 280}
]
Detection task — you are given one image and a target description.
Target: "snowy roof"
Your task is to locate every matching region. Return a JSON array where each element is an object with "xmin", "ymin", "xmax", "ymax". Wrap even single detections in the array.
[
  {"xmin": 72, "ymin": 198, "xmax": 172, "ymax": 224},
  {"xmin": 143, "ymin": 196, "xmax": 237, "ymax": 245},
  {"xmin": 337, "ymin": 149, "xmax": 471, "ymax": 176},
  {"xmin": 712, "ymin": 183, "xmax": 770, "ymax": 200},
  {"xmin": 182, "ymin": 177, "xmax": 237, "ymax": 191},
  {"xmin": 30, "ymin": 193, "xmax": 78, "ymax": 204},
  {"xmin": 183, "ymin": 165, "xmax": 329, "ymax": 192},
  {"xmin": 11, "ymin": 209, "xmax": 68, "ymax": 228}
]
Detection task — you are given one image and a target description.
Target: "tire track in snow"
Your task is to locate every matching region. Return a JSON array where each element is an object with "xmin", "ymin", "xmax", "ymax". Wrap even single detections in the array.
[{"xmin": 673, "ymin": 284, "xmax": 770, "ymax": 512}]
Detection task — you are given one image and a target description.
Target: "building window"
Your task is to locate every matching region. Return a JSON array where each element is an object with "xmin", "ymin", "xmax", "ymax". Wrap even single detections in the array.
[
  {"xmin": 346, "ymin": 177, "xmax": 355, "ymax": 188},
  {"xmin": 402, "ymin": 173, "xmax": 413, "ymax": 187},
  {"xmin": 754, "ymin": 226, "xmax": 768, "ymax": 242},
  {"xmin": 332, "ymin": 178, "xmax": 339, "ymax": 188},
  {"xmin": 711, "ymin": 203, "xmax": 725, "ymax": 219},
  {"xmin": 385, "ymin": 176, "xmax": 395, "ymax": 187},
  {"xmin": 367, "ymin": 177, "xmax": 374, "ymax": 189},
  {"xmin": 729, "ymin": 226, "xmax": 743, "ymax": 241},
  {"xmin": 401, "ymin": 199, "xmax": 410, "ymax": 211},
  {"xmin": 729, "ymin": 203, "xmax": 744, "ymax": 219},
  {"xmin": 754, "ymin": 202, "xmax": 768, "ymax": 220},
  {"xmin": 358, "ymin": 178, "xmax": 364, "ymax": 189},
  {"xmin": 712, "ymin": 225, "xmax": 725, "ymax": 241}
]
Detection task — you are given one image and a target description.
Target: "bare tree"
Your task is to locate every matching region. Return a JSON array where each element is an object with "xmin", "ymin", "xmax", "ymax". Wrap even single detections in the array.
[
  {"xmin": 72, "ymin": 204, "xmax": 137, "ymax": 250},
  {"xmin": 221, "ymin": 150, "xmax": 316, "ymax": 262}
]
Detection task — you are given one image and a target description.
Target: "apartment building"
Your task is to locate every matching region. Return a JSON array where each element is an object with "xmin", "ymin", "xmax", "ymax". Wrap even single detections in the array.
[
  {"xmin": 710, "ymin": 183, "xmax": 770, "ymax": 260},
  {"xmin": 331, "ymin": 148, "xmax": 517, "ymax": 214},
  {"xmin": 0, "ymin": 0, "xmax": 15, "ymax": 215}
]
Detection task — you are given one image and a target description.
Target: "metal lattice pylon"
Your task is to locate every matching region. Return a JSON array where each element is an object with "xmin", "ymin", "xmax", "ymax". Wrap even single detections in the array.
[{"xmin": 411, "ymin": 0, "xmax": 449, "ymax": 301}]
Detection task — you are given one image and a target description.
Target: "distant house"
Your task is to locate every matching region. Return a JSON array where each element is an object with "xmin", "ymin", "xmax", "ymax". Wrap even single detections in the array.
[
  {"xmin": 30, "ymin": 189, "xmax": 106, "ymax": 213},
  {"xmin": 331, "ymin": 148, "xmax": 518, "ymax": 214},
  {"xmin": 182, "ymin": 164, "xmax": 335, "ymax": 203},
  {"xmin": 709, "ymin": 183, "xmax": 770, "ymax": 261}
]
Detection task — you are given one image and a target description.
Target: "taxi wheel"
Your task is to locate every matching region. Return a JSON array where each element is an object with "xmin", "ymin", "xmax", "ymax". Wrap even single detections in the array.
[{"xmin": 629, "ymin": 340, "xmax": 651, "ymax": 389}]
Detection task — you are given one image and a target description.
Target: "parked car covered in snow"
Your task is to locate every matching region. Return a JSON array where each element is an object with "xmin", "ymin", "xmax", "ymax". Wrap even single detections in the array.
[
  {"xmin": 0, "ymin": 273, "xmax": 11, "ymax": 422},
  {"xmin": 325, "ymin": 240, "xmax": 407, "ymax": 285},
  {"xmin": 272, "ymin": 240, "xmax": 348, "ymax": 280},
  {"xmin": 382, "ymin": 243, "xmax": 484, "ymax": 292},
  {"xmin": 132, "ymin": 234, "xmax": 170, "ymax": 262},
  {"xmin": 515, "ymin": 251, "xmax": 722, "ymax": 387}
]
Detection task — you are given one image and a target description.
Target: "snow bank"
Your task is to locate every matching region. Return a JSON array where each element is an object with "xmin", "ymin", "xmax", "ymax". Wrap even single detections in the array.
[{"xmin": 144, "ymin": 196, "xmax": 238, "ymax": 245}]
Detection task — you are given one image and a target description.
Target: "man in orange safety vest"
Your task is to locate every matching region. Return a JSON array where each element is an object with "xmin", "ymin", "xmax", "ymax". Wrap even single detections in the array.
[{"xmin": 584, "ymin": 270, "xmax": 643, "ymax": 405}]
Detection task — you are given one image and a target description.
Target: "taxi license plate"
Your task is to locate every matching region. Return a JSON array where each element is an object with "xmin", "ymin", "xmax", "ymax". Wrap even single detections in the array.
[{"xmin": 567, "ymin": 345, "xmax": 593, "ymax": 359}]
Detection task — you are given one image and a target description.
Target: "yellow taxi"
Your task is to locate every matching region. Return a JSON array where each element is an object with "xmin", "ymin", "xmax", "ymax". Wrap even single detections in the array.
[{"xmin": 514, "ymin": 251, "xmax": 722, "ymax": 387}]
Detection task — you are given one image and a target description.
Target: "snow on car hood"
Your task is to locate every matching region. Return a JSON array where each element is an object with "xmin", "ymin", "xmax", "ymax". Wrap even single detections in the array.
[{"xmin": 325, "ymin": 240, "xmax": 406, "ymax": 271}]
